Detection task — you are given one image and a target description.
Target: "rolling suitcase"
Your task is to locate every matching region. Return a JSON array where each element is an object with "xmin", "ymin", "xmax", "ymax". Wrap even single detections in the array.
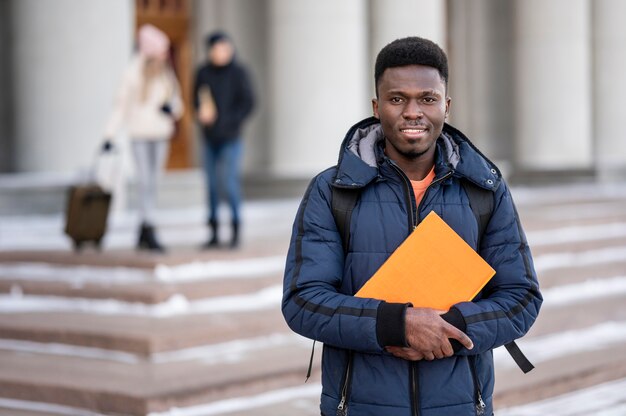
[{"xmin": 64, "ymin": 183, "xmax": 112, "ymax": 251}]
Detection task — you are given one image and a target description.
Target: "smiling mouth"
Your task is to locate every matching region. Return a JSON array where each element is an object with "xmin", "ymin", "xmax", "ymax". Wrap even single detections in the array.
[{"xmin": 400, "ymin": 127, "xmax": 428, "ymax": 138}]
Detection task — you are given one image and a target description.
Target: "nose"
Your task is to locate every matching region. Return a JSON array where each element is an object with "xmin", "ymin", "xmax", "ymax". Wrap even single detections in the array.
[{"xmin": 402, "ymin": 99, "xmax": 423, "ymax": 120}]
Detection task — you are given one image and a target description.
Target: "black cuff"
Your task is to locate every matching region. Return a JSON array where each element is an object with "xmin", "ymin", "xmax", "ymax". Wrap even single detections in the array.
[
  {"xmin": 376, "ymin": 302, "xmax": 410, "ymax": 347},
  {"xmin": 441, "ymin": 306, "xmax": 467, "ymax": 352}
]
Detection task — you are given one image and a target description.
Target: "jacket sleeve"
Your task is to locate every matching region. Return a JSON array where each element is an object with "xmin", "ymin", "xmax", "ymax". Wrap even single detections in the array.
[
  {"xmin": 282, "ymin": 173, "xmax": 409, "ymax": 353},
  {"xmin": 233, "ymin": 66, "xmax": 254, "ymax": 125},
  {"xmin": 451, "ymin": 180, "xmax": 542, "ymax": 355}
]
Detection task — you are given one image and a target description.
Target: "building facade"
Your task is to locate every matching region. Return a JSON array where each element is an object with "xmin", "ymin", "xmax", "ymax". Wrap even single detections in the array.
[{"xmin": 1, "ymin": 0, "xmax": 625, "ymax": 183}]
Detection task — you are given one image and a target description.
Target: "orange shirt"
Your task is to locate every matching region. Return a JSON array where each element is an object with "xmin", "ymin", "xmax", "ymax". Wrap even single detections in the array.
[{"xmin": 410, "ymin": 166, "xmax": 436, "ymax": 207}]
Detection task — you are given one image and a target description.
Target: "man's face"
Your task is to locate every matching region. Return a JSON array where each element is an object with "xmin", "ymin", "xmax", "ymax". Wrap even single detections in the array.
[
  {"xmin": 209, "ymin": 40, "xmax": 234, "ymax": 66},
  {"xmin": 372, "ymin": 65, "xmax": 450, "ymax": 163}
]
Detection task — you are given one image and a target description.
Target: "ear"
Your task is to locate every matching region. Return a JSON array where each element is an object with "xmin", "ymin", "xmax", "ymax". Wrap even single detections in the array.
[
  {"xmin": 444, "ymin": 96, "xmax": 452, "ymax": 119},
  {"xmin": 372, "ymin": 98, "xmax": 380, "ymax": 119}
]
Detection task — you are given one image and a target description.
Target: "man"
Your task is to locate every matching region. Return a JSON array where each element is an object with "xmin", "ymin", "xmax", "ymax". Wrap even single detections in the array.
[
  {"xmin": 194, "ymin": 31, "xmax": 255, "ymax": 248},
  {"xmin": 282, "ymin": 37, "xmax": 542, "ymax": 416}
]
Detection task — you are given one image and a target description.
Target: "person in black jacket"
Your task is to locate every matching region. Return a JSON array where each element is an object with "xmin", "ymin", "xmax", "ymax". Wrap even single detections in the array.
[{"xmin": 194, "ymin": 31, "xmax": 255, "ymax": 248}]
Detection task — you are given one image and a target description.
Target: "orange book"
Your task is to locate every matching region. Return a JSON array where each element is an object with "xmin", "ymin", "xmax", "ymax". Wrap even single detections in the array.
[{"xmin": 355, "ymin": 211, "xmax": 495, "ymax": 310}]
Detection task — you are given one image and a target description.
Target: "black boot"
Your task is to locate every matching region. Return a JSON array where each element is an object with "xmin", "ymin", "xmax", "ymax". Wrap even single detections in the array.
[
  {"xmin": 137, "ymin": 223, "xmax": 165, "ymax": 253},
  {"xmin": 202, "ymin": 220, "xmax": 219, "ymax": 249},
  {"xmin": 230, "ymin": 220, "xmax": 240, "ymax": 248}
]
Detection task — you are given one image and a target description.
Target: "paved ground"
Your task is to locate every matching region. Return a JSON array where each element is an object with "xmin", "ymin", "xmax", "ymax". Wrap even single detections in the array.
[{"xmin": 0, "ymin": 183, "xmax": 624, "ymax": 415}]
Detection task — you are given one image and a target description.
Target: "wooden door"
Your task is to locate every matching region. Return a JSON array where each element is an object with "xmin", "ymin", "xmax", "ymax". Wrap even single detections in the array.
[{"xmin": 136, "ymin": 0, "xmax": 192, "ymax": 169}]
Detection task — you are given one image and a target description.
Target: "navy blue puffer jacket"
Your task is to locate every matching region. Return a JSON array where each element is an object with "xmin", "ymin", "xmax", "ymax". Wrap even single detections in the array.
[{"xmin": 282, "ymin": 117, "xmax": 542, "ymax": 416}]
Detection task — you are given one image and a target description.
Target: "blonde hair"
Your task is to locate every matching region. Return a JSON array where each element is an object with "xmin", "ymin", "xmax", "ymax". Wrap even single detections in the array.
[{"xmin": 139, "ymin": 57, "xmax": 176, "ymax": 103}]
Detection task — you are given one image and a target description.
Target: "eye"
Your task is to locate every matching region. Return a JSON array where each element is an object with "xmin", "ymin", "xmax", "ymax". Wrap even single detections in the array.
[
  {"xmin": 390, "ymin": 97, "xmax": 403, "ymax": 104},
  {"xmin": 423, "ymin": 96, "xmax": 438, "ymax": 104}
]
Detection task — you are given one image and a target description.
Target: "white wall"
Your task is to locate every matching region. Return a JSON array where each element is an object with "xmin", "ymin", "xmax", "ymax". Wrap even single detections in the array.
[{"xmin": 12, "ymin": 0, "xmax": 133, "ymax": 173}]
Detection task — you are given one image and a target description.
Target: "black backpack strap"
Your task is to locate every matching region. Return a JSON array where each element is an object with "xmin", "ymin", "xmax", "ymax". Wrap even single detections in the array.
[
  {"xmin": 505, "ymin": 340, "xmax": 535, "ymax": 373},
  {"xmin": 462, "ymin": 179, "xmax": 534, "ymax": 373},
  {"xmin": 461, "ymin": 180, "xmax": 494, "ymax": 249},
  {"xmin": 331, "ymin": 186, "xmax": 361, "ymax": 254},
  {"xmin": 304, "ymin": 184, "xmax": 361, "ymax": 381}
]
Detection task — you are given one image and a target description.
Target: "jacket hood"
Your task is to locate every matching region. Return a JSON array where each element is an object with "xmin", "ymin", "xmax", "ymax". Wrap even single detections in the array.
[{"xmin": 333, "ymin": 117, "xmax": 502, "ymax": 191}]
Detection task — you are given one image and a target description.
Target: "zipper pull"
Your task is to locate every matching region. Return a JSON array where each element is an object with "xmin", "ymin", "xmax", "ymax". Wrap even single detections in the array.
[
  {"xmin": 336, "ymin": 397, "xmax": 347, "ymax": 416},
  {"xmin": 475, "ymin": 391, "xmax": 486, "ymax": 416}
]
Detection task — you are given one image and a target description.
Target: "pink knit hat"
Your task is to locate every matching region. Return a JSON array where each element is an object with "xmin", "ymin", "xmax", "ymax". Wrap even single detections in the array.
[{"xmin": 137, "ymin": 24, "xmax": 170, "ymax": 60}]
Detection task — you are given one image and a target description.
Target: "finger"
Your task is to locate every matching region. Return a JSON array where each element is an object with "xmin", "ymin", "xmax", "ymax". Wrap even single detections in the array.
[
  {"xmin": 389, "ymin": 349, "xmax": 415, "ymax": 361},
  {"xmin": 424, "ymin": 352, "xmax": 435, "ymax": 361},
  {"xmin": 441, "ymin": 339, "xmax": 454, "ymax": 357},
  {"xmin": 446, "ymin": 327, "xmax": 474, "ymax": 350},
  {"xmin": 402, "ymin": 348, "xmax": 424, "ymax": 361},
  {"xmin": 434, "ymin": 348, "xmax": 445, "ymax": 360}
]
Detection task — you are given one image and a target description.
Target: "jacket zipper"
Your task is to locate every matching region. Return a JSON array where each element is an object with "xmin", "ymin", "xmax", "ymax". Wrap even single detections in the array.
[
  {"xmin": 469, "ymin": 356, "xmax": 486, "ymax": 416},
  {"xmin": 388, "ymin": 161, "xmax": 454, "ymax": 416},
  {"xmin": 389, "ymin": 160, "xmax": 454, "ymax": 231},
  {"xmin": 336, "ymin": 352, "xmax": 354, "ymax": 416},
  {"xmin": 389, "ymin": 162, "xmax": 416, "ymax": 232},
  {"xmin": 410, "ymin": 362, "xmax": 421, "ymax": 416}
]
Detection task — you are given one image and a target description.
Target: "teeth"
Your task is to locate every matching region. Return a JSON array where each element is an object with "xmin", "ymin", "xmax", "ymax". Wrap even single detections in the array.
[{"xmin": 402, "ymin": 129, "xmax": 425, "ymax": 132}]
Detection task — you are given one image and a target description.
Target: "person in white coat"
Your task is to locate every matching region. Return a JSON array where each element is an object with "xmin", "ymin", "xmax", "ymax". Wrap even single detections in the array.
[{"xmin": 103, "ymin": 24, "xmax": 183, "ymax": 252}]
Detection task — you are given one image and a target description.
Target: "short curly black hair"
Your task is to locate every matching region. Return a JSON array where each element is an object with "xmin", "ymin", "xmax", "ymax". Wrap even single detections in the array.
[{"xmin": 374, "ymin": 37, "xmax": 448, "ymax": 94}]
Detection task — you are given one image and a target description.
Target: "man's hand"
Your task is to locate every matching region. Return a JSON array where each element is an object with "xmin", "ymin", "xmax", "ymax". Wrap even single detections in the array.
[
  {"xmin": 198, "ymin": 107, "xmax": 217, "ymax": 126},
  {"xmin": 386, "ymin": 346, "xmax": 426, "ymax": 361},
  {"xmin": 388, "ymin": 307, "xmax": 473, "ymax": 361}
]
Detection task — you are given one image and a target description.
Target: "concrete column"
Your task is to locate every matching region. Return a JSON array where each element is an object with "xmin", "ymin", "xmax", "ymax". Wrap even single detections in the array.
[
  {"xmin": 370, "ymin": 0, "xmax": 446, "ymax": 70},
  {"xmin": 11, "ymin": 0, "xmax": 133, "ymax": 173},
  {"xmin": 369, "ymin": 0, "xmax": 446, "ymax": 102},
  {"xmin": 593, "ymin": 0, "xmax": 626, "ymax": 180},
  {"xmin": 268, "ymin": 0, "xmax": 369, "ymax": 177},
  {"xmin": 514, "ymin": 0, "xmax": 592, "ymax": 172},
  {"xmin": 447, "ymin": 0, "xmax": 514, "ymax": 168},
  {"xmin": 0, "ymin": 0, "xmax": 13, "ymax": 172}
]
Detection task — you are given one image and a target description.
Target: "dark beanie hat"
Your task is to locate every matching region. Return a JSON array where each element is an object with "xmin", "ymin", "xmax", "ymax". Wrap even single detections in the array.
[{"xmin": 206, "ymin": 31, "xmax": 229, "ymax": 47}]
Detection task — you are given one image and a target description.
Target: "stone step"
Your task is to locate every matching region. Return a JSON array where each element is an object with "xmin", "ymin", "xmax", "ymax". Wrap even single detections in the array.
[
  {"xmin": 0, "ymin": 243, "xmax": 287, "ymax": 303},
  {"xmin": 2, "ymin": 330, "xmax": 621, "ymax": 416},
  {"xmin": 530, "ymin": 235, "xmax": 626, "ymax": 256},
  {"xmin": 0, "ymin": 169, "xmax": 309, "ymax": 216},
  {"xmin": 0, "ymin": 240, "xmax": 289, "ymax": 268},
  {"xmin": 0, "ymin": 407, "xmax": 63, "ymax": 416},
  {"xmin": 537, "ymin": 261, "xmax": 626, "ymax": 289},
  {"xmin": 519, "ymin": 203, "xmax": 626, "ymax": 227},
  {"xmin": 0, "ymin": 284, "xmax": 621, "ymax": 351},
  {"xmin": 0, "ymin": 185, "xmax": 623, "ymax": 415},
  {"xmin": 0, "ymin": 307, "xmax": 289, "ymax": 355},
  {"xmin": 0, "ymin": 273, "xmax": 280, "ymax": 303},
  {"xmin": 0, "ymin": 337, "xmax": 316, "ymax": 415},
  {"xmin": 494, "ymin": 344, "xmax": 626, "ymax": 408},
  {"xmin": 530, "ymin": 297, "xmax": 626, "ymax": 338}
]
